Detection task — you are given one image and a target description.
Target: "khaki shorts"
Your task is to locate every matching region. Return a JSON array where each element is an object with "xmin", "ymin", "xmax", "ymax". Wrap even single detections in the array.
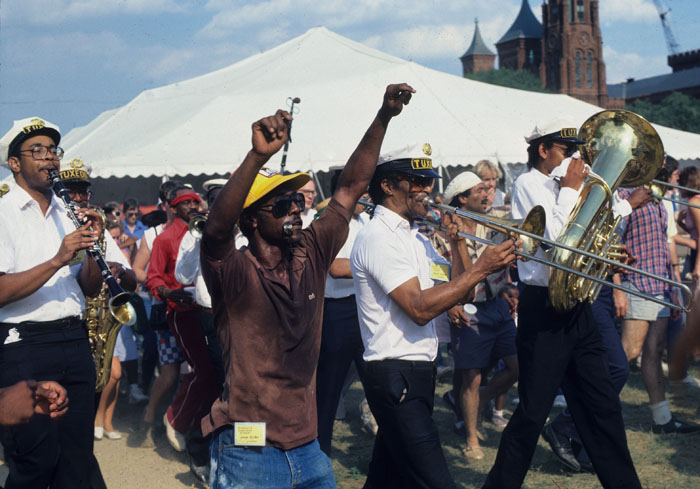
[{"xmin": 622, "ymin": 281, "xmax": 670, "ymax": 322}]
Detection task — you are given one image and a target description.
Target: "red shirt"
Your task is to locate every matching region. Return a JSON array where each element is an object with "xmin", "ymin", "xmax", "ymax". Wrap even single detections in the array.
[
  {"xmin": 200, "ymin": 199, "xmax": 351, "ymax": 449},
  {"xmin": 146, "ymin": 218, "xmax": 194, "ymax": 311}
]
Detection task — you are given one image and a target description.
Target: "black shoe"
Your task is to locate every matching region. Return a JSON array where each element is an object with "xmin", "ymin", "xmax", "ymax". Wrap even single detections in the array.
[
  {"xmin": 541, "ymin": 424, "xmax": 581, "ymax": 472},
  {"xmin": 578, "ymin": 459, "xmax": 595, "ymax": 473},
  {"xmin": 442, "ymin": 390, "xmax": 459, "ymax": 417},
  {"xmin": 189, "ymin": 458, "xmax": 209, "ymax": 484},
  {"xmin": 652, "ymin": 416, "xmax": 700, "ymax": 434}
]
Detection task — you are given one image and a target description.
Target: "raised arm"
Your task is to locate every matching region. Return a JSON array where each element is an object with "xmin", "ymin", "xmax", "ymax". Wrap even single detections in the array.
[
  {"xmin": 333, "ymin": 83, "xmax": 415, "ymax": 213},
  {"xmin": 203, "ymin": 110, "xmax": 291, "ymax": 260}
]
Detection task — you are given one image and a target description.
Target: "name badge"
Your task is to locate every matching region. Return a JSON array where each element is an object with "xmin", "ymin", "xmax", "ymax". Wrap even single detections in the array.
[
  {"xmin": 430, "ymin": 262, "xmax": 450, "ymax": 282},
  {"xmin": 234, "ymin": 422, "xmax": 266, "ymax": 446}
]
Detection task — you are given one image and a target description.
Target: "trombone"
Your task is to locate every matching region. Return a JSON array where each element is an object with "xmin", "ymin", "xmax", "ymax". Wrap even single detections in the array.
[
  {"xmin": 647, "ymin": 181, "xmax": 700, "ymax": 210},
  {"xmin": 423, "ymin": 198, "xmax": 692, "ymax": 313}
]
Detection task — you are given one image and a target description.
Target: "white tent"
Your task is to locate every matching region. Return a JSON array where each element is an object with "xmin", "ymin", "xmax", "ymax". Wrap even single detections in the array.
[{"xmin": 63, "ymin": 27, "xmax": 700, "ymax": 179}]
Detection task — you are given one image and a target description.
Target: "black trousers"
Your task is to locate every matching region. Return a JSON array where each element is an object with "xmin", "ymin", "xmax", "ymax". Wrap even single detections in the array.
[
  {"xmin": 0, "ymin": 320, "xmax": 96, "ymax": 489},
  {"xmin": 362, "ymin": 359, "xmax": 457, "ymax": 489},
  {"xmin": 315, "ymin": 296, "xmax": 366, "ymax": 455},
  {"xmin": 482, "ymin": 286, "xmax": 641, "ymax": 489}
]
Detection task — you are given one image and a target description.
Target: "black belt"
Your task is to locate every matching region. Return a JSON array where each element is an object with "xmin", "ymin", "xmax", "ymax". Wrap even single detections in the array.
[
  {"xmin": 325, "ymin": 294, "xmax": 356, "ymax": 303},
  {"xmin": 0, "ymin": 315, "xmax": 82, "ymax": 332},
  {"xmin": 368, "ymin": 359, "xmax": 435, "ymax": 368}
]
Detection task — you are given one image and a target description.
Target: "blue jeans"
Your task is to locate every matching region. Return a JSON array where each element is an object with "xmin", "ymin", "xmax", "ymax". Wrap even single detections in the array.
[{"xmin": 210, "ymin": 429, "xmax": 336, "ymax": 489}]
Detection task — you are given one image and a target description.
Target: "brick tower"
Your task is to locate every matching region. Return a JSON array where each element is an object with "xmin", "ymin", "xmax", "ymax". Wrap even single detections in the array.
[
  {"xmin": 460, "ymin": 19, "xmax": 496, "ymax": 76},
  {"xmin": 541, "ymin": 0, "xmax": 608, "ymax": 105},
  {"xmin": 495, "ymin": 0, "xmax": 542, "ymax": 78}
]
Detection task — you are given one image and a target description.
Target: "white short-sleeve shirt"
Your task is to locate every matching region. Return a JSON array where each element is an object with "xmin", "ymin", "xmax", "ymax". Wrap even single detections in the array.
[
  {"xmin": 0, "ymin": 186, "xmax": 85, "ymax": 323},
  {"xmin": 351, "ymin": 205, "xmax": 448, "ymax": 362},
  {"xmin": 325, "ymin": 213, "xmax": 367, "ymax": 299}
]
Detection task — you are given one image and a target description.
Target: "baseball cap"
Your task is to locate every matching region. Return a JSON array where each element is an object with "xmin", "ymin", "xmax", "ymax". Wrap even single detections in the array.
[
  {"xmin": 243, "ymin": 168, "xmax": 310, "ymax": 209},
  {"xmin": 0, "ymin": 117, "xmax": 61, "ymax": 168},
  {"xmin": 376, "ymin": 143, "xmax": 441, "ymax": 179}
]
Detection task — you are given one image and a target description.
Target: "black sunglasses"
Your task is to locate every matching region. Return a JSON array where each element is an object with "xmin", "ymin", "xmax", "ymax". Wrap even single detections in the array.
[{"xmin": 258, "ymin": 192, "xmax": 305, "ymax": 218}]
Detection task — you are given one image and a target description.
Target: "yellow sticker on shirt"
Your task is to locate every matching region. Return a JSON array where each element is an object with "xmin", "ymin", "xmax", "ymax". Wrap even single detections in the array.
[
  {"xmin": 430, "ymin": 263, "xmax": 450, "ymax": 282},
  {"xmin": 234, "ymin": 422, "xmax": 266, "ymax": 446}
]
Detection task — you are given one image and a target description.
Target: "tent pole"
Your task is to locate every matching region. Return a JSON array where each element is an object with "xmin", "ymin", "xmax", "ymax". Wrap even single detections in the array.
[{"xmin": 311, "ymin": 171, "xmax": 325, "ymax": 201}]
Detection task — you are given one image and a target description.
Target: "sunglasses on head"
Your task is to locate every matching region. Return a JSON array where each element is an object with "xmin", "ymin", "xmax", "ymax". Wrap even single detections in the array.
[{"xmin": 258, "ymin": 192, "xmax": 305, "ymax": 218}]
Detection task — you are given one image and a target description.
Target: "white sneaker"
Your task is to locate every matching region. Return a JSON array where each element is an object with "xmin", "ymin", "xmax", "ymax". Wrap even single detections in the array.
[
  {"xmin": 553, "ymin": 394, "xmax": 567, "ymax": 408},
  {"xmin": 104, "ymin": 430, "xmax": 122, "ymax": 440},
  {"xmin": 94, "ymin": 426, "xmax": 104, "ymax": 440},
  {"xmin": 129, "ymin": 384, "xmax": 149, "ymax": 404},
  {"xmin": 681, "ymin": 374, "xmax": 700, "ymax": 387},
  {"xmin": 163, "ymin": 413, "xmax": 186, "ymax": 452}
]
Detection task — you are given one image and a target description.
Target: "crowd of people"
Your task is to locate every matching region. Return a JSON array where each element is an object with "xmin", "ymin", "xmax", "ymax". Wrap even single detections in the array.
[{"xmin": 0, "ymin": 83, "xmax": 699, "ymax": 489}]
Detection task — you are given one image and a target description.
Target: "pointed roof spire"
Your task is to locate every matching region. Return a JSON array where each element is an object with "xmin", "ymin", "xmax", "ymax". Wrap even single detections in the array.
[
  {"xmin": 497, "ymin": 0, "xmax": 542, "ymax": 44},
  {"xmin": 461, "ymin": 18, "xmax": 496, "ymax": 58}
]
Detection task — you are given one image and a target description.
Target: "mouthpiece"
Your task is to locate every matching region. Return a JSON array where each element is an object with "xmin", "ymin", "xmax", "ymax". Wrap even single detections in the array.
[
  {"xmin": 283, "ymin": 222, "xmax": 293, "ymax": 235},
  {"xmin": 422, "ymin": 196, "xmax": 435, "ymax": 207}
]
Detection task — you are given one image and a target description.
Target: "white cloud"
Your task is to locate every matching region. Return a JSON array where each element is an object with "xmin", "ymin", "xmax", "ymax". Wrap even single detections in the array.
[
  {"xmin": 196, "ymin": 0, "xmax": 488, "ymax": 40},
  {"xmin": 603, "ymin": 45, "xmax": 668, "ymax": 84},
  {"xmin": 599, "ymin": 0, "xmax": 658, "ymax": 24},
  {"xmin": 3, "ymin": 0, "xmax": 193, "ymax": 24}
]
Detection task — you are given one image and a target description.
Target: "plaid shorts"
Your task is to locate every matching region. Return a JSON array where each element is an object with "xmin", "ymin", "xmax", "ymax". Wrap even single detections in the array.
[{"xmin": 156, "ymin": 329, "xmax": 184, "ymax": 366}]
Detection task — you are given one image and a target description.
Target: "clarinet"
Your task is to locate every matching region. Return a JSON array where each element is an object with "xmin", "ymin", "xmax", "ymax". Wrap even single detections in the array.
[{"xmin": 48, "ymin": 169, "xmax": 134, "ymax": 323}]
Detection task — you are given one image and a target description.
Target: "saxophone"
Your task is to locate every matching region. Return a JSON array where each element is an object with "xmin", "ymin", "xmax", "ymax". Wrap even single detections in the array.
[{"xmin": 84, "ymin": 211, "xmax": 125, "ymax": 392}]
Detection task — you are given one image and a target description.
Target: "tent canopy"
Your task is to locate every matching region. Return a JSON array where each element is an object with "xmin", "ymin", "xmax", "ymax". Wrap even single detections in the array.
[{"xmin": 63, "ymin": 27, "xmax": 700, "ymax": 179}]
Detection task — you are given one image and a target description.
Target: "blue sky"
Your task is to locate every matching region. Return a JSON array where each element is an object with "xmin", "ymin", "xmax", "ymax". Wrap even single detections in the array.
[{"xmin": 1, "ymin": 0, "xmax": 698, "ymax": 136}]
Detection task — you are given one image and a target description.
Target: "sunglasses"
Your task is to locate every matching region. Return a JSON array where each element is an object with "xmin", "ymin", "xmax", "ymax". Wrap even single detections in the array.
[
  {"xmin": 258, "ymin": 192, "xmax": 305, "ymax": 218},
  {"xmin": 401, "ymin": 174, "xmax": 435, "ymax": 189},
  {"xmin": 126, "ymin": 212, "xmax": 138, "ymax": 217},
  {"xmin": 554, "ymin": 143, "xmax": 578, "ymax": 158}
]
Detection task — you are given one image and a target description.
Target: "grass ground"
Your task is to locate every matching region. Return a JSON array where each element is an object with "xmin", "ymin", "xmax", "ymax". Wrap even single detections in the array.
[{"xmin": 330, "ymin": 366, "xmax": 700, "ymax": 489}]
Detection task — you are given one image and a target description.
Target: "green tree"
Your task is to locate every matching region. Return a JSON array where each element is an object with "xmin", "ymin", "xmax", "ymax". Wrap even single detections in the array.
[
  {"xmin": 625, "ymin": 92, "xmax": 700, "ymax": 134},
  {"xmin": 465, "ymin": 68, "xmax": 550, "ymax": 93}
]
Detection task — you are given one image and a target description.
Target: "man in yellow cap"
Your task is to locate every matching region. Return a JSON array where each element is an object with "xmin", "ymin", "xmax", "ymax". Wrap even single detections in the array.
[{"xmin": 200, "ymin": 83, "xmax": 415, "ymax": 488}]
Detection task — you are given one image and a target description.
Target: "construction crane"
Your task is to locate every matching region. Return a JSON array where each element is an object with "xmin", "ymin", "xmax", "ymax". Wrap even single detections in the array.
[{"xmin": 652, "ymin": 0, "xmax": 681, "ymax": 55}]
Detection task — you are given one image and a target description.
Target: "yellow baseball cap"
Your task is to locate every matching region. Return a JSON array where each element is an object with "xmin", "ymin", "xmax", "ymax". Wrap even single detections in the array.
[{"xmin": 243, "ymin": 167, "xmax": 310, "ymax": 209}]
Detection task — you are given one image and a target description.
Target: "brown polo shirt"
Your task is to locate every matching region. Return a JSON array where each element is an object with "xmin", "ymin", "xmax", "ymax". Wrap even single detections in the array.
[{"xmin": 200, "ymin": 198, "xmax": 351, "ymax": 450}]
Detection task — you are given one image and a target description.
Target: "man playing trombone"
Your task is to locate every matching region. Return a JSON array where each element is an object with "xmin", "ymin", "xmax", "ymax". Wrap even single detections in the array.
[
  {"xmin": 351, "ymin": 146, "xmax": 518, "ymax": 489},
  {"xmin": 483, "ymin": 121, "xmax": 643, "ymax": 489}
]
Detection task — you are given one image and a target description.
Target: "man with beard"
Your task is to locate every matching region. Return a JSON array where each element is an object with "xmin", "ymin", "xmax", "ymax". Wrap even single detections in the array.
[
  {"xmin": 441, "ymin": 171, "xmax": 518, "ymax": 461},
  {"xmin": 350, "ymin": 146, "xmax": 518, "ymax": 489},
  {"xmin": 201, "ymin": 84, "xmax": 415, "ymax": 488},
  {"xmin": 146, "ymin": 187, "xmax": 219, "ymax": 455}
]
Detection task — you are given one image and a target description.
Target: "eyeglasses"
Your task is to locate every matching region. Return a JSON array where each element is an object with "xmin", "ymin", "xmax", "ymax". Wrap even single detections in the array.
[
  {"xmin": 126, "ymin": 212, "xmax": 138, "ymax": 217},
  {"xmin": 401, "ymin": 174, "xmax": 434, "ymax": 189},
  {"xmin": 553, "ymin": 143, "xmax": 578, "ymax": 158},
  {"xmin": 18, "ymin": 145, "xmax": 64, "ymax": 160},
  {"xmin": 67, "ymin": 189, "xmax": 91, "ymax": 199},
  {"xmin": 258, "ymin": 192, "xmax": 305, "ymax": 218},
  {"xmin": 300, "ymin": 189, "xmax": 317, "ymax": 196}
]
